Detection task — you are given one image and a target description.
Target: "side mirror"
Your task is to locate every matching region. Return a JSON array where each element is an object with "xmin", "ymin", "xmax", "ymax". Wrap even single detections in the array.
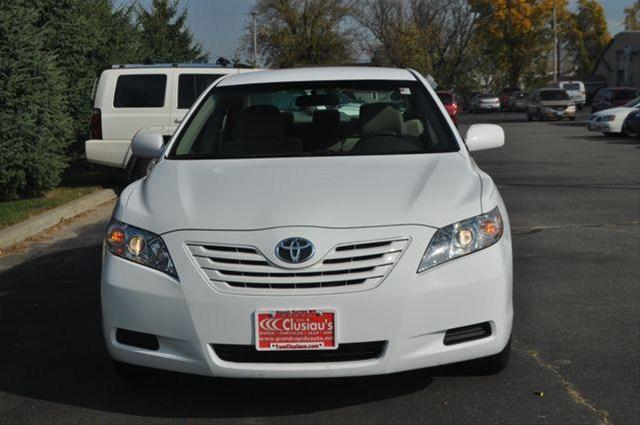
[
  {"xmin": 465, "ymin": 124, "xmax": 505, "ymax": 152},
  {"xmin": 131, "ymin": 132, "xmax": 164, "ymax": 159}
]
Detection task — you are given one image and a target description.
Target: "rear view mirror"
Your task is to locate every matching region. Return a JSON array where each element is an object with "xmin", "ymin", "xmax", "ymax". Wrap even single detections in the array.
[
  {"xmin": 465, "ymin": 124, "xmax": 505, "ymax": 152},
  {"xmin": 296, "ymin": 93, "xmax": 341, "ymax": 108},
  {"xmin": 131, "ymin": 132, "xmax": 164, "ymax": 159}
]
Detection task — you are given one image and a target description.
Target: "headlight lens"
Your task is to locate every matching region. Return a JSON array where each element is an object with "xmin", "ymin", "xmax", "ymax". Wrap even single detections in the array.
[
  {"xmin": 567, "ymin": 105, "xmax": 576, "ymax": 111},
  {"xmin": 603, "ymin": 115, "xmax": 615, "ymax": 122},
  {"xmin": 105, "ymin": 219, "xmax": 178, "ymax": 279},
  {"xmin": 418, "ymin": 207, "xmax": 503, "ymax": 272}
]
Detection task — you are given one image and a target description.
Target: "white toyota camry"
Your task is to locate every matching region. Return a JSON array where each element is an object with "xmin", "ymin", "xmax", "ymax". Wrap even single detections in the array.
[
  {"xmin": 101, "ymin": 67, "xmax": 513, "ymax": 379},
  {"xmin": 587, "ymin": 97, "xmax": 640, "ymax": 136}
]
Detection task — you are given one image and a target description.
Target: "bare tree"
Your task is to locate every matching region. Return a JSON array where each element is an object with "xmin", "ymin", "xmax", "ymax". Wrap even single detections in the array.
[
  {"xmin": 358, "ymin": 0, "xmax": 479, "ymax": 89},
  {"xmin": 243, "ymin": 0, "xmax": 359, "ymax": 68}
]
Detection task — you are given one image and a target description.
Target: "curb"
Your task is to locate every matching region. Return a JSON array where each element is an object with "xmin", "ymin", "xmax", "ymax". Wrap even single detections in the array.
[{"xmin": 0, "ymin": 189, "xmax": 117, "ymax": 250}]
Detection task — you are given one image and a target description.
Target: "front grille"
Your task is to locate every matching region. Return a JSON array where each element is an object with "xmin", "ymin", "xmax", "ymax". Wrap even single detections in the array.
[
  {"xmin": 552, "ymin": 105, "xmax": 567, "ymax": 111},
  {"xmin": 187, "ymin": 238, "xmax": 409, "ymax": 293},
  {"xmin": 212, "ymin": 341, "xmax": 387, "ymax": 363}
]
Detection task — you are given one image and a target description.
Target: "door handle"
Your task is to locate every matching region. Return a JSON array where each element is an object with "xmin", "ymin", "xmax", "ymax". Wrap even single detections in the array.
[{"xmin": 174, "ymin": 118, "xmax": 182, "ymax": 124}]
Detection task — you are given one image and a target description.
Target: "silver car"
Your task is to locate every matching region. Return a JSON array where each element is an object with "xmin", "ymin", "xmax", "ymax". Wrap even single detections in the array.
[{"xmin": 471, "ymin": 94, "xmax": 500, "ymax": 113}]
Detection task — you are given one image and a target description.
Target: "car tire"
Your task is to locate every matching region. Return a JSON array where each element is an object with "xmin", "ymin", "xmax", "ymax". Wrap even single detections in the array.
[
  {"xmin": 623, "ymin": 120, "xmax": 638, "ymax": 137},
  {"xmin": 526, "ymin": 112, "xmax": 532, "ymax": 121},
  {"xmin": 569, "ymin": 116, "xmax": 576, "ymax": 121},
  {"xmin": 468, "ymin": 338, "xmax": 511, "ymax": 374},
  {"xmin": 113, "ymin": 360, "xmax": 156, "ymax": 382}
]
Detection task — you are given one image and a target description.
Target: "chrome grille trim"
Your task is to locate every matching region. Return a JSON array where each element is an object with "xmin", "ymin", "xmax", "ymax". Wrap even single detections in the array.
[{"xmin": 187, "ymin": 238, "xmax": 409, "ymax": 294}]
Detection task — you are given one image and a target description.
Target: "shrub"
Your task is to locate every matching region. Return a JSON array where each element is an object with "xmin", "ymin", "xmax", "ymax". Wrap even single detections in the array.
[{"xmin": 0, "ymin": 2, "xmax": 72, "ymax": 200}]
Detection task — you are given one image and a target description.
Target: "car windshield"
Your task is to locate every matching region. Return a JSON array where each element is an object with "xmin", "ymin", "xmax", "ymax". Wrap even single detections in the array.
[
  {"xmin": 437, "ymin": 92, "xmax": 453, "ymax": 104},
  {"xmin": 623, "ymin": 97, "xmax": 640, "ymax": 108},
  {"xmin": 615, "ymin": 89, "xmax": 640, "ymax": 101},
  {"xmin": 562, "ymin": 83, "xmax": 580, "ymax": 91},
  {"xmin": 540, "ymin": 90, "xmax": 570, "ymax": 101},
  {"xmin": 169, "ymin": 80, "xmax": 459, "ymax": 159},
  {"xmin": 479, "ymin": 94, "xmax": 496, "ymax": 99}
]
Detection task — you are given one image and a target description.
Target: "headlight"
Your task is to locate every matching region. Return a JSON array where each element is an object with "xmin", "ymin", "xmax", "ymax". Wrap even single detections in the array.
[
  {"xmin": 603, "ymin": 115, "xmax": 616, "ymax": 122},
  {"xmin": 567, "ymin": 105, "xmax": 576, "ymax": 111},
  {"xmin": 105, "ymin": 219, "xmax": 178, "ymax": 279},
  {"xmin": 418, "ymin": 207, "xmax": 503, "ymax": 272}
]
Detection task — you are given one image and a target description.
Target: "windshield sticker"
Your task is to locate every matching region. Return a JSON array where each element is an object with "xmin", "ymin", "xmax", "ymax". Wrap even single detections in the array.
[{"xmin": 399, "ymin": 87, "xmax": 411, "ymax": 95}]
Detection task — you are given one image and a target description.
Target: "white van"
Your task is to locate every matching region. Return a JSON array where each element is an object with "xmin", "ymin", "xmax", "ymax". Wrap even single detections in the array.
[
  {"xmin": 85, "ymin": 64, "xmax": 260, "ymax": 178},
  {"xmin": 557, "ymin": 80, "xmax": 586, "ymax": 109}
]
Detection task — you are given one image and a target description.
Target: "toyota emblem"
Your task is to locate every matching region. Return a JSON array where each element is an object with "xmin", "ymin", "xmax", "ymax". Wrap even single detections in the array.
[{"xmin": 275, "ymin": 237, "xmax": 315, "ymax": 263}]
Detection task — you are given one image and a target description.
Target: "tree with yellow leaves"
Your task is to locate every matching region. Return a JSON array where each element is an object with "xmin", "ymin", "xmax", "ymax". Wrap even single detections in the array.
[
  {"xmin": 624, "ymin": 1, "xmax": 639, "ymax": 31},
  {"xmin": 469, "ymin": 0, "xmax": 563, "ymax": 87}
]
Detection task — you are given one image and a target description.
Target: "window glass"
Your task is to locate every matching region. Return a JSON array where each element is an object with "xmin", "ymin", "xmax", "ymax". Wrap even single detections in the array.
[
  {"xmin": 540, "ymin": 90, "xmax": 570, "ymax": 101},
  {"xmin": 562, "ymin": 83, "xmax": 580, "ymax": 91},
  {"xmin": 169, "ymin": 80, "xmax": 459, "ymax": 159},
  {"xmin": 614, "ymin": 89, "xmax": 640, "ymax": 102},
  {"xmin": 178, "ymin": 74, "xmax": 225, "ymax": 109},
  {"xmin": 114, "ymin": 74, "xmax": 167, "ymax": 108}
]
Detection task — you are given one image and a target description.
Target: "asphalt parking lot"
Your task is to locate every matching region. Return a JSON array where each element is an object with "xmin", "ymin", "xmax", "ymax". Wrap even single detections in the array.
[{"xmin": 0, "ymin": 110, "xmax": 638, "ymax": 425}]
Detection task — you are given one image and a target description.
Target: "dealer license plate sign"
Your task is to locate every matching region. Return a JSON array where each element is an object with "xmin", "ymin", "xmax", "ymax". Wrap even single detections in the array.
[{"xmin": 255, "ymin": 310, "xmax": 337, "ymax": 351}]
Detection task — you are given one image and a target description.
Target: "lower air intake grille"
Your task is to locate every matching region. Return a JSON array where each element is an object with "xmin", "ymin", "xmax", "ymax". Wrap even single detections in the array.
[
  {"xmin": 116, "ymin": 328, "xmax": 159, "ymax": 350},
  {"xmin": 212, "ymin": 341, "xmax": 387, "ymax": 363},
  {"xmin": 443, "ymin": 322, "xmax": 492, "ymax": 346}
]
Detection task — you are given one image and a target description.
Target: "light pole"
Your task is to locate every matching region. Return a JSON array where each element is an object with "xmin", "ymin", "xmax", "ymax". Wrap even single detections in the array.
[
  {"xmin": 251, "ymin": 12, "xmax": 258, "ymax": 68},
  {"xmin": 553, "ymin": 5, "xmax": 558, "ymax": 82}
]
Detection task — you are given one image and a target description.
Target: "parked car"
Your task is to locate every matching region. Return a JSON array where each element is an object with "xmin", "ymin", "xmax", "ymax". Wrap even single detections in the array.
[
  {"xmin": 499, "ymin": 86, "xmax": 521, "ymax": 110},
  {"xmin": 505, "ymin": 91, "xmax": 528, "ymax": 111},
  {"xmin": 101, "ymin": 67, "xmax": 513, "ymax": 380},
  {"xmin": 556, "ymin": 81, "xmax": 586, "ymax": 109},
  {"xmin": 85, "ymin": 64, "xmax": 260, "ymax": 179},
  {"xmin": 591, "ymin": 87, "xmax": 640, "ymax": 113},
  {"xmin": 471, "ymin": 93, "xmax": 501, "ymax": 113},
  {"xmin": 622, "ymin": 109, "xmax": 640, "ymax": 137},
  {"xmin": 437, "ymin": 90, "xmax": 459, "ymax": 124},
  {"xmin": 587, "ymin": 97, "xmax": 640, "ymax": 136},
  {"xmin": 526, "ymin": 88, "xmax": 576, "ymax": 121}
]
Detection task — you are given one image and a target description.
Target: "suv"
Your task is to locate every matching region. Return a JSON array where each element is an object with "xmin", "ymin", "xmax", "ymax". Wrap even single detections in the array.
[
  {"xmin": 101, "ymin": 67, "xmax": 513, "ymax": 380},
  {"xmin": 556, "ymin": 81, "xmax": 586, "ymax": 109},
  {"xmin": 591, "ymin": 87, "xmax": 640, "ymax": 113},
  {"xmin": 85, "ymin": 64, "xmax": 259, "ymax": 179}
]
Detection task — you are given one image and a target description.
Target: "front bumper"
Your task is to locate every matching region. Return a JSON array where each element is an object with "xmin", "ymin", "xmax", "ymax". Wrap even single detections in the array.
[{"xmin": 102, "ymin": 224, "xmax": 513, "ymax": 378}]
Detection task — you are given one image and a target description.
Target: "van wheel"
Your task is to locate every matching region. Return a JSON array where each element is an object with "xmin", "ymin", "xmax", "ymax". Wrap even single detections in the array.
[{"xmin": 468, "ymin": 338, "xmax": 511, "ymax": 374}]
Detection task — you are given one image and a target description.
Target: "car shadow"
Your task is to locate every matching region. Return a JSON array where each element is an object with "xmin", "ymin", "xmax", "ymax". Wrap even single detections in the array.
[{"xmin": 0, "ymin": 237, "xmax": 483, "ymax": 418}]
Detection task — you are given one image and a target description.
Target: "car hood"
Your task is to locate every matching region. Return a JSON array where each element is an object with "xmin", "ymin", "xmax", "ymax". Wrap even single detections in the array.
[
  {"xmin": 593, "ymin": 106, "xmax": 635, "ymax": 116},
  {"xmin": 121, "ymin": 153, "xmax": 482, "ymax": 233}
]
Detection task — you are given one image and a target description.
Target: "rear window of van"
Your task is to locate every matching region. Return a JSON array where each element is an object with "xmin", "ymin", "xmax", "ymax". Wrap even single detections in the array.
[{"xmin": 114, "ymin": 74, "xmax": 167, "ymax": 108}]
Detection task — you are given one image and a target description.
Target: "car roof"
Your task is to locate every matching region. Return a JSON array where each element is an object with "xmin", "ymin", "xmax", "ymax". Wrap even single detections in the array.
[{"xmin": 216, "ymin": 67, "xmax": 417, "ymax": 86}]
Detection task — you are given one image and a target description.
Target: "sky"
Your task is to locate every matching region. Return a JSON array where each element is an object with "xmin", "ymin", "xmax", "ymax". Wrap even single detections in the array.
[{"xmin": 126, "ymin": 0, "xmax": 633, "ymax": 63}]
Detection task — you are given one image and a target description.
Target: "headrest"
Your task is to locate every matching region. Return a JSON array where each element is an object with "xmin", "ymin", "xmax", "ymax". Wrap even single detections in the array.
[
  {"xmin": 313, "ymin": 109, "xmax": 340, "ymax": 136},
  {"xmin": 237, "ymin": 105, "xmax": 283, "ymax": 138},
  {"xmin": 360, "ymin": 103, "xmax": 403, "ymax": 135},
  {"xmin": 403, "ymin": 119, "xmax": 424, "ymax": 138}
]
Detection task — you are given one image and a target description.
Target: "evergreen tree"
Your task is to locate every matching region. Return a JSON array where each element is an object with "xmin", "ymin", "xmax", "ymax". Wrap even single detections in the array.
[
  {"xmin": 137, "ymin": 0, "xmax": 207, "ymax": 63},
  {"xmin": 0, "ymin": 1, "xmax": 73, "ymax": 200},
  {"xmin": 35, "ymin": 0, "xmax": 143, "ymax": 155}
]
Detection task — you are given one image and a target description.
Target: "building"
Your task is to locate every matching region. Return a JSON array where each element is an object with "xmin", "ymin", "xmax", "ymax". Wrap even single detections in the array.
[{"xmin": 592, "ymin": 31, "xmax": 640, "ymax": 88}]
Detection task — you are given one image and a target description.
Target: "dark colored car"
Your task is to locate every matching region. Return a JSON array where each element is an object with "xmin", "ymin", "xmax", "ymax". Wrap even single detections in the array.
[
  {"xmin": 623, "ymin": 109, "xmax": 640, "ymax": 137},
  {"xmin": 500, "ymin": 86, "xmax": 521, "ymax": 110},
  {"xmin": 506, "ymin": 91, "xmax": 528, "ymax": 111},
  {"xmin": 437, "ymin": 91, "xmax": 459, "ymax": 124},
  {"xmin": 591, "ymin": 87, "xmax": 640, "ymax": 113}
]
